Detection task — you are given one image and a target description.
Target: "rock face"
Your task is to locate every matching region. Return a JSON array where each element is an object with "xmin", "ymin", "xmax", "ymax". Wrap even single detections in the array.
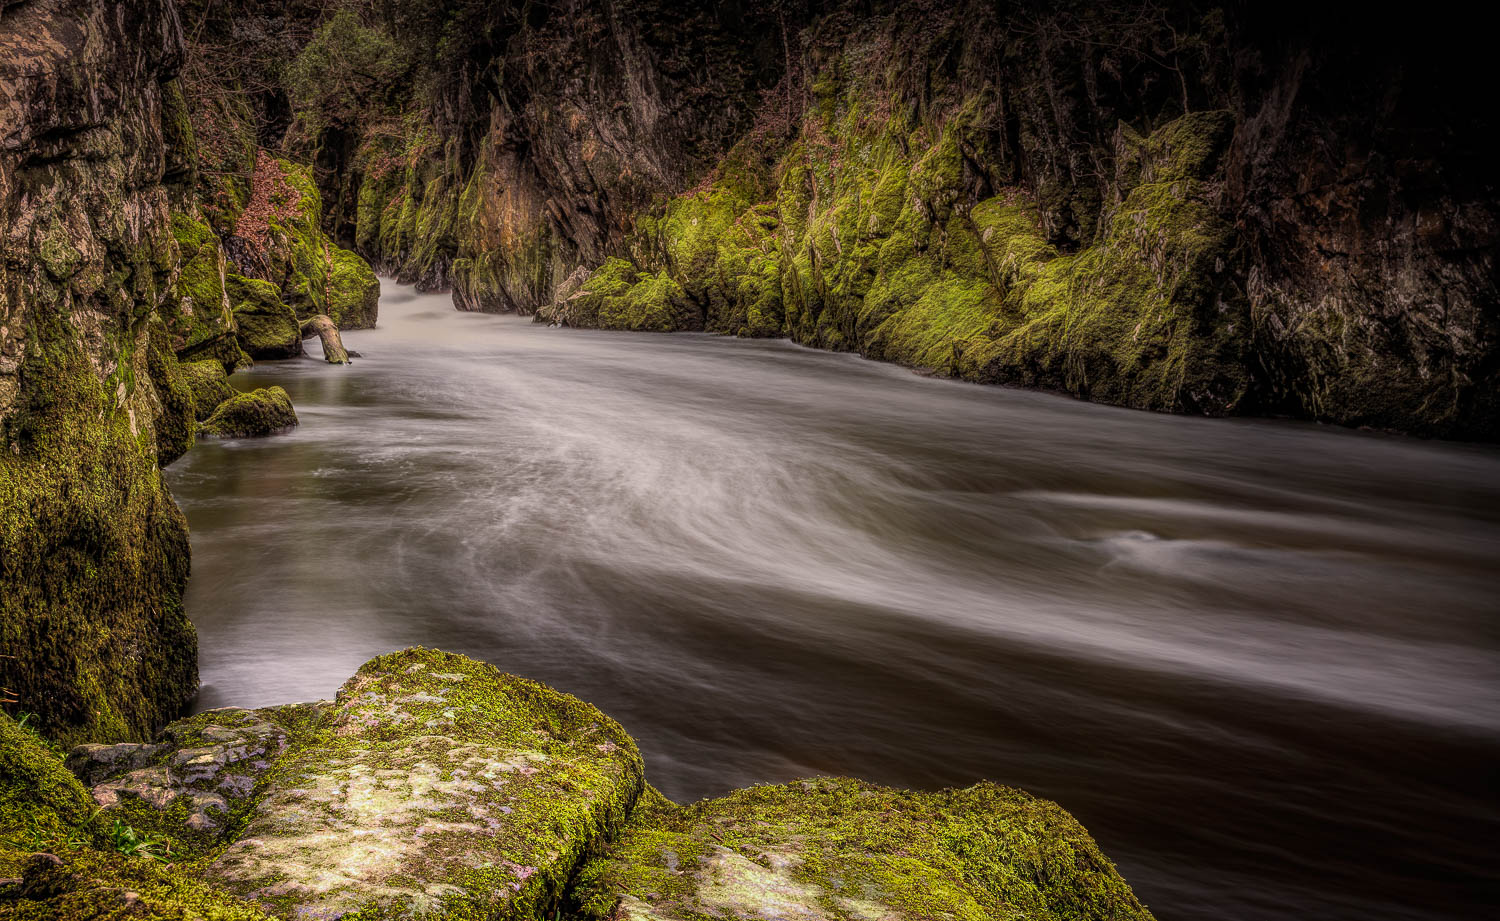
[
  {"xmin": 228, "ymin": 275, "xmax": 303, "ymax": 361},
  {"xmin": 246, "ymin": 0, "xmax": 1492, "ymax": 438},
  {"xmin": 523, "ymin": 3, "xmax": 1496, "ymax": 436},
  {"xmin": 163, "ymin": 211, "xmax": 245, "ymax": 370},
  {"xmin": 0, "ymin": 0, "xmax": 199, "ymax": 746},
  {"xmin": 574, "ymin": 779, "xmax": 1154, "ymax": 921},
  {"xmin": 199, "ymin": 386, "xmax": 298, "ymax": 439}
]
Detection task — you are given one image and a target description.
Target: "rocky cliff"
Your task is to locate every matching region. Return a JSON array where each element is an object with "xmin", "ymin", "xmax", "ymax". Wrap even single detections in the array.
[
  {"xmin": 0, "ymin": 0, "xmax": 198, "ymax": 746},
  {"xmin": 270, "ymin": 0, "xmax": 1493, "ymax": 438}
]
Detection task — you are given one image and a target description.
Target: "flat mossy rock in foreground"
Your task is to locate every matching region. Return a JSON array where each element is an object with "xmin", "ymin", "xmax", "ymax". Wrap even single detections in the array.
[
  {"xmin": 573, "ymin": 779, "xmax": 1154, "ymax": 921},
  {"xmin": 201, "ymin": 649, "xmax": 644, "ymax": 919},
  {"xmin": 4, "ymin": 650, "xmax": 1152, "ymax": 919},
  {"xmin": 199, "ymin": 387, "xmax": 298, "ymax": 439}
]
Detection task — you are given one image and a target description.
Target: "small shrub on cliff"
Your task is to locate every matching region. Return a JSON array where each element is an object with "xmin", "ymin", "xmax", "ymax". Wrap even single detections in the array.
[{"xmin": 285, "ymin": 10, "xmax": 400, "ymax": 138}]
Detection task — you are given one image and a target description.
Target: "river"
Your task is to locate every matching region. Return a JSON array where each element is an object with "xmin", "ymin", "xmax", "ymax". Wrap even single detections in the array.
[{"xmin": 165, "ymin": 280, "xmax": 1500, "ymax": 921}]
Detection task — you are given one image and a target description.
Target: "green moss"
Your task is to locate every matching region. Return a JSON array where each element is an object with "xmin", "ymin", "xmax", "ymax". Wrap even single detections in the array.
[
  {"xmin": 573, "ymin": 778, "xmax": 1154, "ymax": 921},
  {"xmin": 165, "ymin": 214, "xmax": 233, "ymax": 357},
  {"xmin": 203, "ymin": 648, "xmax": 644, "ymax": 920},
  {"xmin": 143, "ymin": 319, "xmax": 195, "ymax": 466},
  {"xmin": 177, "ymin": 360, "xmax": 236, "ymax": 422},
  {"xmin": 0, "ymin": 849, "xmax": 277, "ymax": 921},
  {"xmin": 198, "ymin": 387, "xmax": 298, "ymax": 439},
  {"xmin": 0, "ymin": 713, "xmax": 96, "ymax": 855},
  {"xmin": 226, "ymin": 274, "xmax": 301, "ymax": 360},
  {"xmin": 326, "ymin": 248, "xmax": 380, "ymax": 329},
  {"xmin": 0, "ymin": 301, "xmax": 196, "ymax": 747}
]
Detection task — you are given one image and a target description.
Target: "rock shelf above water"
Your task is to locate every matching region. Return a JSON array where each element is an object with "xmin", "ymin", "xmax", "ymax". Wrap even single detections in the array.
[{"xmin": 0, "ymin": 649, "xmax": 1153, "ymax": 920}]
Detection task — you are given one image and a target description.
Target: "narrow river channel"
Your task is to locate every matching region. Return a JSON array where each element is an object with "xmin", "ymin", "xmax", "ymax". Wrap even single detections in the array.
[{"xmin": 166, "ymin": 280, "xmax": 1500, "ymax": 921}]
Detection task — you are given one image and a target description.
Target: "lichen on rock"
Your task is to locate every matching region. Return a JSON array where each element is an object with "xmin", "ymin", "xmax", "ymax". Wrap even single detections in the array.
[
  {"xmin": 573, "ymin": 777, "xmax": 1155, "ymax": 921},
  {"xmin": 201, "ymin": 649, "xmax": 644, "ymax": 920}
]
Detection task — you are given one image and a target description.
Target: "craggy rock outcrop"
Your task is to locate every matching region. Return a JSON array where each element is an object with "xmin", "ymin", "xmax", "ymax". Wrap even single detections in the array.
[
  {"xmin": 198, "ymin": 386, "xmax": 297, "ymax": 439},
  {"xmin": 229, "ymin": 153, "xmax": 381, "ymax": 331},
  {"xmin": 337, "ymin": 2, "xmax": 772, "ymax": 309},
  {"xmin": 0, "ymin": 0, "xmax": 199, "ymax": 746},
  {"xmin": 261, "ymin": 0, "xmax": 1492, "ymax": 438},
  {"xmin": 163, "ymin": 211, "xmax": 246, "ymax": 370},
  {"xmin": 575, "ymin": 780, "xmax": 1154, "ymax": 920},
  {"xmin": 533, "ymin": 3, "xmax": 1496, "ymax": 436}
]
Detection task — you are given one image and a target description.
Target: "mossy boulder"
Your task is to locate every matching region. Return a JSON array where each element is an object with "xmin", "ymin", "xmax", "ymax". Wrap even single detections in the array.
[
  {"xmin": 564, "ymin": 258, "xmax": 700, "ymax": 332},
  {"xmin": 164, "ymin": 212, "xmax": 242, "ymax": 369},
  {"xmin": 574, "ymin": 778, "xmax": 1154, "ymax": 921},
  {"xmin": 178, "ymin": 360, "xmax": 237, "ymax": 422},
  {"xmin": 197, "ymin": 649, "xmax": 643, "ymax": 919},
  {"xmin": 198, "ymin": 387, "xmax": 297, "ymax": 439},
  {"xmin": 227, "ymin": 275, "xmax": 301, "ymax": 360},
  {"xmin": 326, "ymin": 248, "xmax": 380, "ymax": 330}
]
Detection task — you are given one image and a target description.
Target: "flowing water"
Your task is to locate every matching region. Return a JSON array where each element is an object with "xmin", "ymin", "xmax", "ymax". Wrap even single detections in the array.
[{"xmin": 167, "ymin": 281, "xmax": 1500, "ymax": 921}]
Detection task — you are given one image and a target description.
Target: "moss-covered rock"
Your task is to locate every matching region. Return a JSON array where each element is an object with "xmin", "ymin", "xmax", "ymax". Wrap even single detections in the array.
[
  {"xmin": 64, "ymin": 704, "xmax": 334, "ymax": 865},
  {"xmin": 574, "ymin": 778, "xmax": 1154, "ymax": 921},
  {"xmin": 0, "ymin": 713, "xmax": 97, "ymax": 857},
  {"xmin": 178, "ymin": 360, "xmax": 237, "ymax": 422},
  {"xmin": 199, "ymin": 649, "xmax": 643, "ymax": 920},
  {"xmin": 0, "ymin": 0, "xmax": 199, "ymax": 747},
  {"xmin": 559, "ymin": 258, "xmax": 699, "ymax": 332},
  {"xmin": 227, "ymin": 275, "xmax": 301, "ymax": 361},
  {"xmin": 326, "ymin": 248, "xmax": 380, "ymax": 329},
  {"xmin": 198, "ymin": 387, "xmax": 297, "ymax": 439},
  {"xmin": 0, "ymin": 714, "xmax": 277, "ymax": 920},
  {"xmin": 7, "ymin": 648, "xmax": 1153, "ymax": 921},
  {"xmin": 163, "ymin": 212, "xmax": 242, "ymax": 369}
]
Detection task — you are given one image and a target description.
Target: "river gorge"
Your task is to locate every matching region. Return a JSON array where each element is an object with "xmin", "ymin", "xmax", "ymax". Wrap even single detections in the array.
[
  {"xmin": 165, "ymin": 281, "xmax": 1500, "ymax": 921},
  {"xmin": 3, "ymin": 1, "xmax": 1496, "ymax": 918}
]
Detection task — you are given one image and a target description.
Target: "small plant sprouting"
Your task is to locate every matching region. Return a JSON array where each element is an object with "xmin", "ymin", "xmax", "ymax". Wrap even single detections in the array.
[{"xmin": 109, "ymin": 819, "xmax": 169, "ymax": 861}]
